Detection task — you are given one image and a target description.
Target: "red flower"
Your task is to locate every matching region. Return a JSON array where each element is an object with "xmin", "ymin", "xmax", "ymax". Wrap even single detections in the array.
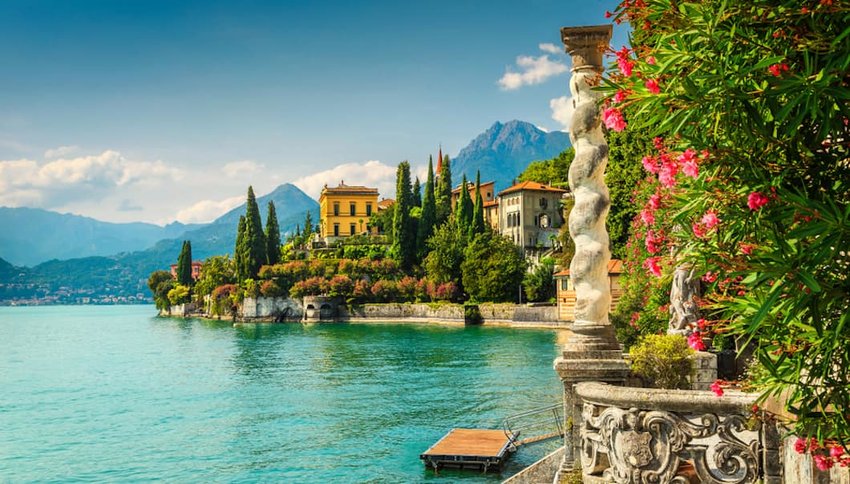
[
  {"xmin": 710, "ymin": 380, "xmax": 724, "ymax": 396},
  {"xmin": 692, "ymin": 222, "xmax": 707, "ymax": 239},
  {"xmin": 740, "ymin": 242, "xmax": 755, "ymax": 255},
  {"xmin": 613, "ymin": 89, "xmax": 630, "ymax": 104},
  {"xmin": 814, "ymin": 454, "xmax": 834, "ymax": 471},
  {"xmin": 603, "ymin": 107, "xmax": 627, "ymax": 131},
  {"xmin": 615, "ymin": 46, "xmax": 635, "ymax": 77},
  {"xmin": 794, "ymin": 438, "xmax": 808, "ymax": 454},
  {"xmin": 682, "ymin": 159, "xmax": 699, "ymax": 178},
  {"xmin": 747, "ymin": 192, "xmax": 769, "ymax": 210},
  {"xmin": 831, "ymin": 446, "xmax": 845, "ymax": 458},
  {"xmin": 645, "ymin": 230, "xmax": 661, "ymax": 254},
  {"xmin": 642, "ymin": 155, "xmax": 659, "ymax": 174},
  {"xmin": 653, "ymin": 136, "xmax": 665, "ymax": 150},
  {"xmin": 640, "ymin": 208, "xmax": 656, "ymax": 226},
  {"xmin": 701, "ymin": 211, "xmax": 719, "ymax": 229},
  {"xmin": 644, "ymin": 257, "xmax": 662, "ymax": 277},
  {"xmin": 768, "ymin": 63, "xmax": 789, "ymax": 77},
  {"xmin": 658, "ymin": 159, "xmax": 678, "ymax": 187},
  {"xmin": 648, "ymin": 193, "xmax": 662, "ymax": 210},
  {"xmin": 645, "ymin": 78, "xmax": 660, "ymax": 94},
  {"xmin": 702, "ymin": 271, "xmax": 718, "ymax": 283},
  {"xmin": 688, "ymin": 332, "xmax": 707, "ymax": 351},
  {"xmin": 605, "ymin": 10, "xmax": 612, "ymax": 18},
  {"xmin": 646, "ymin": 56, "xmax": 656, "ymax": 65},
  {"xmin": 696, "ymin": 318, "xmax": 708, "ymax": 330}
]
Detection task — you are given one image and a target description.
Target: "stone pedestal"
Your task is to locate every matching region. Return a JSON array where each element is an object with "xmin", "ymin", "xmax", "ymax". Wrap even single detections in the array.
[{"xmin": 555, "ymin": 24, "xmax": 630, "ymax": 473}]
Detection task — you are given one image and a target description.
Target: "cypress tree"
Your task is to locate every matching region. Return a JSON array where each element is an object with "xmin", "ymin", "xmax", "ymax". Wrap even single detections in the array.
[
  {"xmin": 303, "ymin": 210, "xmax": 313, "ymax": 238},
  {"xmin": 470, "ymin": 170, "xmax": 486, "ymax": 237},
  {"xmin": 412, "ymin": 177, "xmax": 421, "ymax": 207},
  {"xmin": 265, "ymin": 201, "xmax": 281, "ymax": 265},
  {"xmin": 435, "ymin": 154, "xmax": 453, "ymax": 224},
  {"xmin": 177, "ymin": 240, "xmax": 193, "ymax": 286},
  {"xmin": 391, "ymin": 161, "xmax": 415, "ymax": 270},
  {"xmin": 243, "ymin": 186, "xmax": 266, "ymax": 279},
  {"xmin": 235, "ymin": 215, "xmax": 248, "ymax": 281},
  {"xmin": 456, "ymin": 174, "xmax": 473, "ymax": 236},
  {"xmin": 417, "ymin": 159, "xmax": 437, "ymax": 261}
]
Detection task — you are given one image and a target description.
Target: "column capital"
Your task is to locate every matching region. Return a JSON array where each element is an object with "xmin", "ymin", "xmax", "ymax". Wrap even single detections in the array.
[{"xmin": 560, "ymin": 25, "xmax": 612, "ymax": 71}]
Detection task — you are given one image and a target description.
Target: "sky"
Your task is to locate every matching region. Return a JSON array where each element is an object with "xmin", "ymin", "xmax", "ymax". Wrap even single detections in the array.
[{"xmin": 0, "ymin": 0, "xmax": 626, "ymax": 225}]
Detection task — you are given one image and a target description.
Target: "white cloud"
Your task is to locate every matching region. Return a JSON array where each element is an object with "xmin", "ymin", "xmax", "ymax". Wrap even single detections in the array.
[
  {"xmin": 538, "ymin": 42, "xmax": 562, "ymax": 54},
  {"xmin": 498, "ymin": 44, "xmax": 568, "ymax": 90},
  {"xmin": 293, "ymin": 160, "xmax": 399, "ymax": 200},
  {"xmin": 222, "ymin": 159, "xmax": 265, "ymax": 178},
  {"xmin": 0, "ymin": 150, "xmax": 183, "ymax": 209},
  {"xmin": 549, "ymin": 96, "xmax": 575, "ymax": 132},
  {"xmin": 44, "ymin": 145, "xmax": 80, "ymax": 159},
  {"xmin": 174, "ymin": 195, "xmax": 244, "ymax": 224}
]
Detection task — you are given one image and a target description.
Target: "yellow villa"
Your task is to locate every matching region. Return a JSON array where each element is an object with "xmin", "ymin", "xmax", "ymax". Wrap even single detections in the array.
[{"xmin": 318, "ymin": 181, "xmax": 380, "ymax": 242}]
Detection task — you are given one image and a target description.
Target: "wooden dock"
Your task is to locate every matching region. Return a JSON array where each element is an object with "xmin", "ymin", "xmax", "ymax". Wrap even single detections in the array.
[{"xmin": 420, "ymin": 428, "xmax": 518, "ymax": 472}]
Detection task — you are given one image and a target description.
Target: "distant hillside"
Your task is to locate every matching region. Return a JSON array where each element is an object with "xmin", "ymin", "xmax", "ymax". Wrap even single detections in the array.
[
  {"xmin": 0, "ymin": 207, "xmax": 199, "ymax": 267},
  {"xmin": 451, "ymin": 120, "xmax": 571, "ymax": 193},
  {"xmin": 0, "ymin": 184, "xmax": 319, "ymax": 304}
]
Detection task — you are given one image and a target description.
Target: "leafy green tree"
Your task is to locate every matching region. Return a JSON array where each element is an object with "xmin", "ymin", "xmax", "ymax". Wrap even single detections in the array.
[
  {"xmin": 523, "ymin": 257, "xmax": 556, "ymax": 302},
  {"xmin": 147, "ymin": 270, "xmax": 174, "ymax": 310},
  {"xmin": 607, "ymin": 127, "xmax": 651, "ymax": 259},
  {"xmin": 435, "ymin": 154, "xmax": 453, "ymax": 225},
  {"xmin": 391, "ymin": 161, "xmax": 415, "ymax": 270},
  {"xmin": 470, "ymin": 170, "xmax": 486, "ymax": 237},
  {"xmin": 455, "ymin": 174, "xmax": 473, "ymax": 236},
  {"xmin": 265, "ymin": 201, "xmax": 281, "ymax": 265},
  {"xmin": 416, "ymin": 158, "xmax": 437, "ymax": 261},
  {"xmin": 412, "ymin": 177, "xmax": 421, "ymax": 207},
  {"xmin": 167, "ymin": 284, "xmax": 191, "ymax": 305},
  {"xmin": 176, "ymin": 240, "xmax": 193, "ymax": 286},
  {"xmin": 423, "ymin": 219, "xmax": 466, "ymax": 286},
  {"xmin": 461, "ymin": 230, "xmax": 526, "ymax": 302},
  {"xmin": 370, "ymin": 203, "xmax": 395, "ymax": 237},
  {"xmin": 518, "ymin": 148, "xmax": 574, "ymax": 187},
  {"xmin": 194, "ymin": 255, "xmax": 236, "ymax": 299},
  {"xmin": 242, "ymin": 186, "xmax": 267, "ymax": 279}
]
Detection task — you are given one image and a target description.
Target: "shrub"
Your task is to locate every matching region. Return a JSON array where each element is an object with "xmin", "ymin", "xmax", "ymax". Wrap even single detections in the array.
[
  {"xmin": 370, "ymin": 279, "xmax": 398, "ymax": 302},
  {"xmin": 327, "ymin": 274, "xmax": 354, "ymax": 298},
  {"xmin": 352, "ymin": 279, "xmax": 371, "ymax": 301},
  {"xmin": 629, "ymin": 334, "xmax": 695, "ymax": 390},
  {"xmin": 464, "ymin": 304, "xmax": 482, "ymax": 325},
  {"xmin": 259, "ymin": 279, "xmax": 285, "ymax": 298},
  {"xmin": 396, "ymin": 276, "xmax": 418, "ymax": 302},
  {"xmin": 290, "ymin": 276, "xmax": 328, "ymax": 298}
]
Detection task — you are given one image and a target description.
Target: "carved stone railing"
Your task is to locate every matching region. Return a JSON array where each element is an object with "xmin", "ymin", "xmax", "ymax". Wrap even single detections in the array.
[{"xmin": 574, "ymin": 382, "xmax": 781, "ymax": 484}]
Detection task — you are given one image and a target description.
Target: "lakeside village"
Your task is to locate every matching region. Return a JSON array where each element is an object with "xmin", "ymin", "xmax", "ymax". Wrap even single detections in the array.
[{"xmin": 150, "ymin": 148, "xmax": 617, "ymax": 326}]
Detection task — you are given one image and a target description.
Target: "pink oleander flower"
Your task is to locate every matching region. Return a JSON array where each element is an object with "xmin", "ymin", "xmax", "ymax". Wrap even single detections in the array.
[
  {"xmin": 831, "ymin": 446, "xmax": 845, "ymax": 458},
  {"xmin": 701, "ymin": 211, "xmax": 719, "ymax": 229},
  {"xmin": 702, "ymin": 271, "xmax": 718, "ymax": 283},
  {"xmin": 645, "ymin": 78, "xmax": 660, "ymax": 94},
  {"xmin": 645, "ymin": 230, "xmax": 661, "ymax": 254},
  {"xmin": 653, "ymin": 136, "xmax": 664, "ymax": 150},
  {"xmin": 658, "ymin": 160, "xmax": 678, "ymax": 187},
  {"xmin": 648, "ymin": 193, "xmax": 662, "ymax": 210},
  {"xmin": 696, "ymin": 318, "xmax": 707, "ymax": 330},
  {"xmin": 688, "ymin": 332, "xmax": 707, "ymax": 351},
  {"xmin": 613, "ymin": 89, "xmax": 629, "ymax": 103},
  {"xmin": 795, "ymin": 438, "xmax": 808, "ymax": 454},
  {"xmin": 682, "ymin": 159, "xmax": 699, "ymax": 178},
  {"xmin": 740, "ymin": 242, "xmax": 755, "ymax": 255},
  {"xmin": 644, "ymin": 257, "xmax": 662, "ymax": 277},
  {"xmin": 768, "ymin": 63, "xmax": 789, "ymax": 77},
  {"xmin": 692, "ymin": 222, "xmax": 707, "ymax": 239},
  {"xmin": 640, "ymin": 208, "xmax": 656, "ymax": 226},
  {"xmin": 642, "ymin": 155, "xmax": 659, "ymax": 174},
  {"xmin": 603, "ymin": 107, "xmax": 627, "ymax": 131},
  {"xmin": 615, "ymin": 46, "xmax": 634, "ymax": 77},
  {"xmin": 646, "ymin": 55, "xmax": 656, "ymax": 65},
  {"xmin": 710, "ymin": 380, "xmax": 724, "ymax": 397},
  {"xmin": 605, "ymin": 10, "xmax": 612, "ymax": 18},
  {"xmin": 814, "ymin": 454, "xmax": 834, "ymax": 471},
  {"xmin": 747, "ymin": 192, "xmax": 769, "ymax": 210}
]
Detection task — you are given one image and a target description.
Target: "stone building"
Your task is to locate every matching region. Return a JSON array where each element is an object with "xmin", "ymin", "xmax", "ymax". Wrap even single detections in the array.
[
  {"xmin": 497, "ymin": 181, "xmax": 567, "ymax": 253},
  {"xmin": 450, "ymin": 180, "xmax": 496, "ymax": 210},
  {"xmin": 318, "ymin": 181, "xmax": 379, "ymax": 243}
]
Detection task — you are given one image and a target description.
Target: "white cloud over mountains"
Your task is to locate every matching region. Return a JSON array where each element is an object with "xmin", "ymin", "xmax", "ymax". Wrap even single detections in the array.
[
  {"xmin": 498, "ymin": 44, "xmax": 568, "ymax": 90},
  {"xmin": 293, "ymin": 160, "xmax": 399, "ymax": 201},
  {"xmin": 222, "ymin": 159, "xmax": 265, "ymax": 178},
  {"xmin": 174, "ymin": 195, "xmax": 245, "ymax": 224},
  {"xmin": 549, "ymin": 96, "xmax": 575, "ymax": 132}
]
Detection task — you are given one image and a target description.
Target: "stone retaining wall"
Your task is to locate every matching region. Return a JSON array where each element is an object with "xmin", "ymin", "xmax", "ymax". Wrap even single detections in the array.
[
  {"xmin": 240, "ymin": 297, "xmax": 302, "ymax": 320},
  {"xmin": 338, "ymin": 302, "xmax": 561, "ymax": 325}
]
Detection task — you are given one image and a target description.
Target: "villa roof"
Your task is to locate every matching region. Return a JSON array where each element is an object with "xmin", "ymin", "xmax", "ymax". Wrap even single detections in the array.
[
  {"xmin": 451, "ymin": 180, "xmax": 496, "ymax": 194},
  {"xmin": 498, "ymin": 181, "xmax": 568, "ymax": 196},
  {"xmin": 377, "ymin": 198, "xmax": 395, "ymax": 210},
  {"xmin": 483, "ymin": 199, "xmax": 499, "ymax": 208},
  {"xmin": 554, "ymin": 259, "xmax": 623, "ymax": 278},
  {"xmin": 320, "ymin": 181, "xmax": 379, "ymax": 198}
]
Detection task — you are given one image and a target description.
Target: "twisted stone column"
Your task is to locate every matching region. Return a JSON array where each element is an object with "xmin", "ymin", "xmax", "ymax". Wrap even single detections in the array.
[{"xmin": 554, "ymin": 25, "xmax": 629, "ymax": 473}]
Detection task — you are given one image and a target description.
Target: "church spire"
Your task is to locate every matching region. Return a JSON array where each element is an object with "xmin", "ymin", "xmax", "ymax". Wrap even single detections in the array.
[{"xmin": 436, "ymin": 144, "xmax": 443, "ymax": 176}]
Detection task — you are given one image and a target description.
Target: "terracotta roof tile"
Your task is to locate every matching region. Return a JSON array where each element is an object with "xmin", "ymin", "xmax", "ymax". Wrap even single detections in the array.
[{"xmin": 498, "ymin": 180, "xmax": 568, "ymax": 196}]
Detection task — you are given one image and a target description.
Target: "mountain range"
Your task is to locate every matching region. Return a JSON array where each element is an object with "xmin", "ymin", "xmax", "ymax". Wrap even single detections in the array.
[
  {"xmin": 0, "ymin": 119, "xmax": 571, "ymax": 304},
  {"xmin": 452, "ymin": 120, "xmax": 571, "ymax": 192}
]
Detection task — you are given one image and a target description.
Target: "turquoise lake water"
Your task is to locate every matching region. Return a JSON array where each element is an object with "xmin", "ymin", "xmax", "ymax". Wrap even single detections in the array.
[{"xmin": 0, "ymin": 305, "xmax": 566, "ymax": 482}]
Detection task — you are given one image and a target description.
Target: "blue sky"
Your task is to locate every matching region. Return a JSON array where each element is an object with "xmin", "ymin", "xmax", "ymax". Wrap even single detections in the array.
[{"xmin": 0, "ymin": 0, "xmax": 625, "ymax": 224}]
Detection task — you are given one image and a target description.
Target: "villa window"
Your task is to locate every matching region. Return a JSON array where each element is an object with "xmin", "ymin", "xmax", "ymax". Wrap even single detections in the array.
[
  {"xmin": 540, "ymin": 197, "xmax": 548, "ymax": 209},
  {"xmin": 539, "ymin": 214, "xmax": 550, "ymax": 228},
  {"xmin": 333, "ymin": 202, "xmax": 340, "ymax": 216},
  {"xmin": 333, "ymin": 224, "xmax": 339, "ymax": 237},
  {"xmin": 350, "ymin": 202, "xmax": 356, "ymax": 216},
  {"xmin": 366, "ymin": 203, "xmax": 372, "ymax": 216},
  {"xmin": 350, "ymin": 223, "xmax": 356, "ymax": 235}
]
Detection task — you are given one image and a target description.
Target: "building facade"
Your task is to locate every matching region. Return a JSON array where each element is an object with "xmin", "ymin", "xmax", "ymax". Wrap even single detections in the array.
[
  {"xmin": 497, "ymin": 181, "xmax": 567, "ymax": 252},
  {"xmin": 554, "ymin": 260, "xmax": 624, "ymax": 321},
  {"xmin": 450, "ymin": 180, "xmax": 496, "ymax": 210},
  {"xmin": 318, "ymin": 181, "xmax": 379, "ymax": 242}
]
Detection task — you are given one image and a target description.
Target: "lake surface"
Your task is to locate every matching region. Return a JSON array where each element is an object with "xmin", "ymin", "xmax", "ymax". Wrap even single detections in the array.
[{"xmin": 0, "ymin": 305, "xmax": 566, "ymax": 483}]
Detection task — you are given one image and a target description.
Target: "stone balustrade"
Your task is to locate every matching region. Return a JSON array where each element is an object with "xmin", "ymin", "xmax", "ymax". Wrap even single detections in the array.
[{"xmin": 573, "ymin": 382, "xmax": 781, "ymax": 484}]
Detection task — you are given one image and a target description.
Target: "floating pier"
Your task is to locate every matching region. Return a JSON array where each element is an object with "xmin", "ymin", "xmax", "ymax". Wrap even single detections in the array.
[{"xmin": 420, "ymin": 428, "xmax": 518, "ymax": 472}]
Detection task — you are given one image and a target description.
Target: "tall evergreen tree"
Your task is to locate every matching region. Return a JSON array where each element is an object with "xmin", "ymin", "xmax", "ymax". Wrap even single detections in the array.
[
  {"xmin": 235, "ymin": 215, "xmax": 248, "ymax": 281},
  {"xmin": 303, "ymin": 210, "xmax": 314, "ymax": 238},
  {"xmin": 176, "ymin": 240, "xmax": 193, "ymax": 286},
  {"xmin": 470, "ymin": 170, "xmax": 486, "ymax": 237},
  {"xmin": 455, "ymin": 174, "xmax": 473, "ymax": 236},
  {"xmin": 265, "ymin": 201, "xmax": 281, "ymax": 265},
  {"xmin": 391, "ymin": 161, "xmax": 415, "ymax": 270},
  {"xmin": 435, "ymin": 154, "xmax": 453, "ymax": 224},
  {"xmin": 412, "ymin": 177, "xmax": 421, "ymax": 207},
  {"xmin": 243, "ymin": 186, "xmax": 266, "ymax": 279},
  {"xmin": 417, "ymin": 159, "xmax": 437, "ymax": 261}
]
